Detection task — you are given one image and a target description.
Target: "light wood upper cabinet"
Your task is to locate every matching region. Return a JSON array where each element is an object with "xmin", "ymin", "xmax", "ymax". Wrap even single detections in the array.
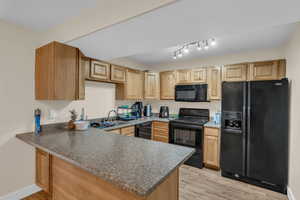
[
  {"xmin": 144, "ymin": 72, "xmax": 160, "ymax": 100},
  {"xmin": 35, "ymin": 41, "xmax": 83, "ymax": 100},
  {"xmin": 248, "ymin": 60, "xmax": 285, "ymax": 81},
  {"xmin": 207, "ymin": 66, "xmax": 221, "ymax": 100},
  {"xmin": 204, "ymin": 127, "xmax": 220, "ymax": 170},
  {"xmin": 160, "ymin": 71, "xmax": 176, "ymax": 100},
  {"xmin": 36, "ymin": 148, "xmax": 51, "ymax": 193},
  {"xmin": 191, "ymin": 68, "xmax": 207, "ymax": 83},
  {"xmin": 111, "ymin": 65, "xmax": 126, "ymax": 83},
  {"xmin": 176, "ymin": 70, "xmax": 191, "ymax": 84},
  {"xmin": 222, "ymin": 63, "xmax": 247, "ymax": 82},
  {"xmin": 116, "ymin": 69, "xmax": 144, "ymax": 100},
  {"xmin": 90, "ymin": 60, "xmax": 110, "ymax": 81}
]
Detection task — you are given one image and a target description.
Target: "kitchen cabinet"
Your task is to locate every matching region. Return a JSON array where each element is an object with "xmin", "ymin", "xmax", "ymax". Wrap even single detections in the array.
[
  {"xmin": 35, "ymin": 41, "xmax": 84, "ymax": 100},
  {"xmin": 207, "ymin": 66, "xmax": 221, "ymax": 100},
  {"xmin": 90, "ymin": 60, "xmax": 111, "ymax": 81},
  {"xmin": 152, "ymin": 121, "xmax": 169, "ymax": 143},
  {"xmin": 248, "ymin": 60, "xmax": 286, "ymax": 81},
  {"xmin": 36, "ymin": 148, "xmax": 51, "ymax": 193},
  {"xmin": 160, "ymin": 71, "xmax": 176, "ymax": 100},
  {"xmin": 191, "ymin": 68, "xmax": 207, "ymax": 83},
  {"xmin": 222, "ymin": 63, "xmax": 247, "ymax": 82},
  {"xmin": 111, "ymin": 65, "xmax": 126, "ymax": 83},
  {"xmin": 176, "ymin": 69, "xmax": 191, "ymax": 84},
  {"xmin": 116, "ymin": 69, "xmax": 144, "ymax": 100},
  {"xmin": 121, "ymin": 126, "xmax": 135, "ymax": 136},
  {"xmin": 144, "ymin": 72, "xmax": 160, "ymax": 100},
  {"xmin": 204, "ymin": 127, "xmax": 220, "ymax": 170}
]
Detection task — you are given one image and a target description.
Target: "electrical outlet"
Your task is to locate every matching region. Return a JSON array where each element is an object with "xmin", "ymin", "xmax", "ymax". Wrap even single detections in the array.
[{"xmin": 49, "ymin": 110, "xmax": 57, "ymax": 120}]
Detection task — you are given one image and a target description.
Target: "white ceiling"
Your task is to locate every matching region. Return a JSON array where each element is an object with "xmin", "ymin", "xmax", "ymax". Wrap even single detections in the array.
[
  {"xmin": 0, "ymin": 0, "xmax": 98, "ymax": 31},
  {"xmin": 68, "ymin": 0, "xmax": 300, "ymax": 64},
  {"xmin": 125, "ymin": 23, "xmax": 297, "ymax": 65}
]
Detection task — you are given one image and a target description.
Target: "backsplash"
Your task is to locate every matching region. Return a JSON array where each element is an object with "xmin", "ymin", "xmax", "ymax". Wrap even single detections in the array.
[{"xmin": 116, "ymin": 100, "xmax": 221, "ymax": 119}]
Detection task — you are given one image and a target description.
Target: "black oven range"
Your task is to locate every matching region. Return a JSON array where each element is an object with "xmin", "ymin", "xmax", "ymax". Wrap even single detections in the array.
[{"xmin": 169, "ymin": 108, "xmax": 209, "ymax": 168}]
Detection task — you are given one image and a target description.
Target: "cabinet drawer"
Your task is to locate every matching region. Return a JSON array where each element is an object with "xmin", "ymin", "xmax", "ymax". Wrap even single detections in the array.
[
  {"xmin": 152, "ymin": 121, "xmax": 169, "ymax": 129},
  {"xmin": 204, "ymin": 127, "xmax": 219, "ymax": 137},
  {"xmin": 121, "ymin": 126, "xmax": 135, "ymax": 136},
  {"xmin": 107, "ymin": 129, "xmax": 121, "ymax": 134},
  {"xmin": 153, "ymin": 128, "xmax": 169, "ymax": 137},
  {"xmin": 153, "ymin": 135, "xmax": 169, "ymax": 143}
]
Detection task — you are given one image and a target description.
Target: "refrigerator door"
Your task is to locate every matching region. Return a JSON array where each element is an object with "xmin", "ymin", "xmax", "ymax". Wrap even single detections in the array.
[
  {"xmin": 221, "ymin": 82, "xmax": 247, "ymax": 175},
  {"xmin": 247, "ymin": 79, "xmax": 288, "ymax": 185}
]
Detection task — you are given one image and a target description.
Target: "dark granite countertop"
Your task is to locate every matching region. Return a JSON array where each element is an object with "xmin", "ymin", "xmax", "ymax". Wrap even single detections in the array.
[{"xmin": 16, "ymin": 126, "xmax": 194, "ymax": 197}]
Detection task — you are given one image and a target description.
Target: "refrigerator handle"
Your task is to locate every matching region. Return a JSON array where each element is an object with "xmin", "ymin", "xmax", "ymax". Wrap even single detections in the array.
[{"xmin": 246, "ymin": 82, "xmax": 251, "ymax": 176}]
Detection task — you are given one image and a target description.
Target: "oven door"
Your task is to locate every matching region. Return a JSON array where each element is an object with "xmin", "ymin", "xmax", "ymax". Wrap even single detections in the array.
[{"xmin": 169, "ymin": 122, "xmax": 203, "ymax": 168}]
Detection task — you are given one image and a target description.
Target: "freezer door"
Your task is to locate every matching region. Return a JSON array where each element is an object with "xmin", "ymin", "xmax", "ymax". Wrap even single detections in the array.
[
  {"xmin": 221, "ymin": 82, "xmax": 247, "ymax": 175},
  {"xmin": 222, "ymin": 82, "xmax": 246, "ymax": 112},
  {"xmin": 247, "ymin": 79, "xmax": 288, "ymax": 185}
]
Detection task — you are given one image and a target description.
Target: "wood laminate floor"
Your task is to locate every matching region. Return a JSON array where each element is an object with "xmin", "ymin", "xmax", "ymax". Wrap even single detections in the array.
[{"xmin": 23, "ymin": 165, "xmax": 287, "ymax": 200}]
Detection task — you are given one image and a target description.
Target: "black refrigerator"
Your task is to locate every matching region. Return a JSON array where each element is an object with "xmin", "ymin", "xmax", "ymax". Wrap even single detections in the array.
[{"xmin": 220, "ymin": 79, "xmax": 289, "ymax": 194}]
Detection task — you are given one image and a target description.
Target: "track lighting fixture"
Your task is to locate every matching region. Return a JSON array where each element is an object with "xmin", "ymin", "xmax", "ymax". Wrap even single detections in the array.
[{"xmin": 172, "ymin": 38, "xmax": 217, "ymax": 59}]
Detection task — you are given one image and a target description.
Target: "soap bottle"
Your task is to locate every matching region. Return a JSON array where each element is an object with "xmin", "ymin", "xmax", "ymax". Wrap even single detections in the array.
[{"xmin": 34, "ymin": 109, "xmax": 42, "ymax": 135}]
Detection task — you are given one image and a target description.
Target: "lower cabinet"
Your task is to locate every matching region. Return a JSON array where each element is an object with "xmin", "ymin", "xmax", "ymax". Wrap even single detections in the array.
[
  {"xmin": 152, "ymin": 121, "xmax": 169, "ymax": 143},
  {"xmin": 121, "ymin": 126, "xmax": 135, "ymax": 136},
  {"xmin": 107, "ymin": 126, "xmax": 135, "ymax": 136},
  {"xmin": 36, "ymin": 148, "xmax": 51, "ymax": 193},
  {"xmin": 203, "ymin": 127, "xmax": 220, "ymax": 170}
]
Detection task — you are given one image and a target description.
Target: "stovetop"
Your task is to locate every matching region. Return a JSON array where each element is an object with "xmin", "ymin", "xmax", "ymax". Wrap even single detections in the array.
[{"xmin": 170, "ymin": 108, "xmax": 210, "ymax": 126}]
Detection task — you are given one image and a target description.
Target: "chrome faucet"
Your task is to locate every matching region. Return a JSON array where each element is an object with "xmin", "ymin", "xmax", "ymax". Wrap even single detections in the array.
[{"xmin": 106, "ymin": 109, "xmax": 118, "ymax": 122}]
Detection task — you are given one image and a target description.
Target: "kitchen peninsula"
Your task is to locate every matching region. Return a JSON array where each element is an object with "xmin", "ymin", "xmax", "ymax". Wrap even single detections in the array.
[{"xmin": 16, "ymin": 125, "xmax": 194, "ymax": 200}]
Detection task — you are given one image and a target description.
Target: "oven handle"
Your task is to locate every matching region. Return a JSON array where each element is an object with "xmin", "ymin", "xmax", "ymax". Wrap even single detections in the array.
[{"xmin": 169, "ymin": 122, "xmax": 203, "ymax": 130}]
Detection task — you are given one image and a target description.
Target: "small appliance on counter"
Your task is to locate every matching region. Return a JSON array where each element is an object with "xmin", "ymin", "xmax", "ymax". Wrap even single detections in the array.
[
  {"xmin": 131, "ymin": 101, "xmax": 143, "ymax": 118},
  {"xmin": 143, "ymin": 104, "xmax": 152, "ymax": 117},
  {"xmin": 159, "ymin": 106, "xmax": 169, "ymax": 118}
]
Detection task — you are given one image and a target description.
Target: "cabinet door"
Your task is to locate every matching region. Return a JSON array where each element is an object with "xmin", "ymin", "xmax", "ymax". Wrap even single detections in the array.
[
  {"xmin": 35, "ymin": 41, "xmax": 79, "ymax": 100},
  {"xmin": 126, "ymin": 69, "xmax": 144, "ymax": 100},
  {"xmin": 121, "ymin": 126, "xmax": 135, "ymax": 136},
  {"xmin": 204, "ymin": 135, "xmax": 220, "ymax": 169},
  {"xmin": 90, "ymin": 60, "xmax": 110, "ymax": 81},
  {"xmin": 222, "ymin": 64, "xmax": 247, "ymax": 82},
  {"xmin": 191, "ymin": 68, "xmax": 207, "ymax": 83},
  {"xmin": 77, "ymin": 51, "xmax": 86, "ymax": 100},
  {"xmin": 248, "ymin": 61, "xmax": 278, "ymax": 81},
  {"xmin": 208, "ymin": 66, "xmax": 221, "ymax": 100},
  {"xmin": 36, "ymin": 148, "xmax": 51, "ymax": 193},
  {"xmin": 144, "ymin": 72, "xmax": 160, "ymax": 100},
  {"xmin": 111, "ymin": 65, "xmax": 126, "ymax": 83},
  {"xmin": 160, "ymin": 71, "xmax": 176, "ymax": 100},
  {"xmin": 176, "ymin": 70, "xmax": 191, "ymax": 84}
]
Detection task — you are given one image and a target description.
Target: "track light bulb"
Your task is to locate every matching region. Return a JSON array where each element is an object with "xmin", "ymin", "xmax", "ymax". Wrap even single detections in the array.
[
  {"xmin": 211, "ymin": 38, "xmax": 216, "ymax": 46},
  {"xmin": 178, "ymin": 51, "xmax": 183, "ymax": 57},
  {"xmin": 204, "ymin": 41, "xmax": 209, "ymax": 50},
  {"xmin": 197, "ymin": 42, "xmax": 202, "ymax": 50},
  {"xmin": 183, "ymin": 46, "xmax": 189, "ymax": 54}
]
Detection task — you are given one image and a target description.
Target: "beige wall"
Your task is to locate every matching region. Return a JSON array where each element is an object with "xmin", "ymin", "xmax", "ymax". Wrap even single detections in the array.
[
  {"xmin": 285, "ymin": 23, "xmax": 300, "ymax": 199},
  {"xmin": 41, "ymin": 0, "xmax": 175, "ymax": 44},
  {"xmin": 0, "ymin": 20, "xmax": 116, "ymax": 196}
]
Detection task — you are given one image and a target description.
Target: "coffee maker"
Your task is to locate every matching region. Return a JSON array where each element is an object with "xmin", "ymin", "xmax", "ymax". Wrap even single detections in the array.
[
  {"xmin": 131, "ymin": 102, "xmax": 143, "ymax": 118},
  {"xmin": 159, "ymin": 106, "xmax": 169, "ymax": 118}
]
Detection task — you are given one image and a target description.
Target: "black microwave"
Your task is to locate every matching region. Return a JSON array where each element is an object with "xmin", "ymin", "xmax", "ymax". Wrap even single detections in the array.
[{"xmin": 175, "ymin": 84, "xmax": 208, "ymax": 102}]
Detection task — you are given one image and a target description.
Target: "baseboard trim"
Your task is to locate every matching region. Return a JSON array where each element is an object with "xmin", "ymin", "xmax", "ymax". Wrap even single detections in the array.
[
  {"xmin": 288, "ymin": 187, "xmax": 296, "ymax": 200},
  {"xmin": 0, "ymin": 184, "xmax": 41, "ymax": 200}
]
